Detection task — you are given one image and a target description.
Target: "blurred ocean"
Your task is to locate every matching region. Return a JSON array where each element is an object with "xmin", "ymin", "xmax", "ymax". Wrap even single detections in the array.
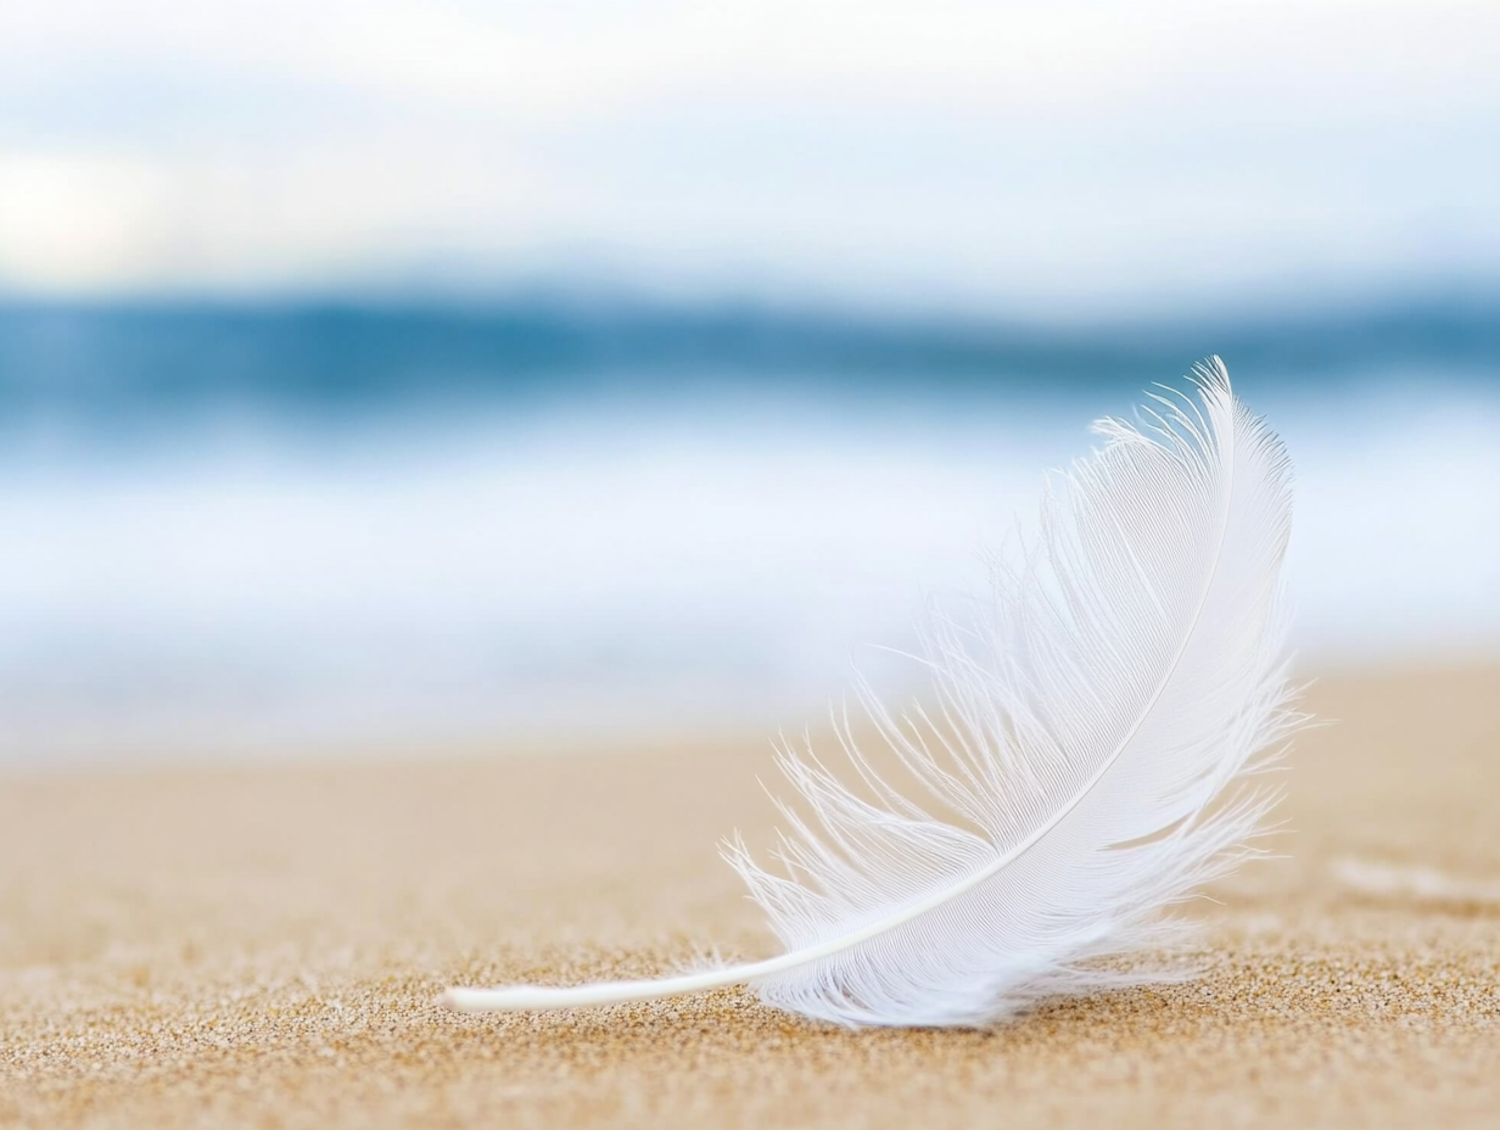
[{"xmin": 0, "ymin": 299, "xmax": 1496, "ymax": 761}]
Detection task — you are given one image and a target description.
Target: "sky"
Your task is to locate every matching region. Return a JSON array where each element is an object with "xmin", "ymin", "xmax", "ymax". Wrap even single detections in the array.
[{"xmin": 2, "ymin": 0, "xmax": 1498, "ymax": 315}]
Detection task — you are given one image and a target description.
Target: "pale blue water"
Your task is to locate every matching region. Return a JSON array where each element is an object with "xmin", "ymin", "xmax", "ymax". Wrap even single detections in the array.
[{"xmin": 0, "ymin": 299, "xmax": 1495, "ymax": 761}]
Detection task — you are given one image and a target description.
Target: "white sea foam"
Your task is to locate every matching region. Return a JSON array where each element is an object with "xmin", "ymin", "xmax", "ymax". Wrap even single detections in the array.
[
  {"xmin": 1331, "ymin": 857, "xmax": 1500, "ymax": 906},
  {"xmin": 0, "ymin": 376, "xmax": 1493, "ymax": 760}
]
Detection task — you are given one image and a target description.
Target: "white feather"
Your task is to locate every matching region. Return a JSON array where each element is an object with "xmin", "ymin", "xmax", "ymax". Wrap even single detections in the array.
[{"xmin": 442, "ymin": 359, "xmax": 1304, "ymax": 1028}]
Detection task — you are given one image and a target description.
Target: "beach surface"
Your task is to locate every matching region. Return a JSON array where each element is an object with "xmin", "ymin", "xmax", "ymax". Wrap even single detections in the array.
[{"xmin": 2, "ymin": 664, "xmax": 1498, "ymax": 1128}]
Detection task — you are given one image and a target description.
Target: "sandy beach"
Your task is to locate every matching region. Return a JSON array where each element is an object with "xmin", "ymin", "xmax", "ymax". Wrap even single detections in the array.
[{"xmin": 2, "ymin": 663, "xmax": 1498, "ymax": 1128}]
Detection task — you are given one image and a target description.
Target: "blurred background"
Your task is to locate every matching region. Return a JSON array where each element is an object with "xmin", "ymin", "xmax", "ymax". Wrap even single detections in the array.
[{"xmin": 0, "ymin": 0, "xmax": 1496, "ymax": 762}]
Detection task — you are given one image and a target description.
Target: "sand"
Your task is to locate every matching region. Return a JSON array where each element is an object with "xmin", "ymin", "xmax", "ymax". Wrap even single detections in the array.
[{"xmin": 2, "ymin": 664, "xmax": 1498, "ymax": 1128}]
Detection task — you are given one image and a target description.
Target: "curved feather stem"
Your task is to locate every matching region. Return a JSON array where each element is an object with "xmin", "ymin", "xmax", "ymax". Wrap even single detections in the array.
[{"xmin": 440, "ymin": 361, "xmax": 1300, "ymax": 1025}]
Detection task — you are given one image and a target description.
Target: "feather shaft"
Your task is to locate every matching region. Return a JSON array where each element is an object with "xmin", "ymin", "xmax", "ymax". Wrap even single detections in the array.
[{"xmin": 441, "ymin": 360, "xmax": 1302, "ymax": 1027}]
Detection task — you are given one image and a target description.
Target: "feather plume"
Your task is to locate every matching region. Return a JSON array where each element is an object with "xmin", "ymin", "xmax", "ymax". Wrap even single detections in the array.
[{"xmin": 442, "ymin": 359, "xmax": 1304, "ymax": 1028}]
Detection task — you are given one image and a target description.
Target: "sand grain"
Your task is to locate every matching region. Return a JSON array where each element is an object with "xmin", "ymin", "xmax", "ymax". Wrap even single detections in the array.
[{"xmin": 2, "ymin": 665, "xmax": 1498, "ymax": 1128}]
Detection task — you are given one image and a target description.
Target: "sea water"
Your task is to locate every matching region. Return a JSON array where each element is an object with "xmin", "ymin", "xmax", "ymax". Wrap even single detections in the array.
[{"xmin": 0, "ymin": 301, "xmax": 1495, "ymax": 760}]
